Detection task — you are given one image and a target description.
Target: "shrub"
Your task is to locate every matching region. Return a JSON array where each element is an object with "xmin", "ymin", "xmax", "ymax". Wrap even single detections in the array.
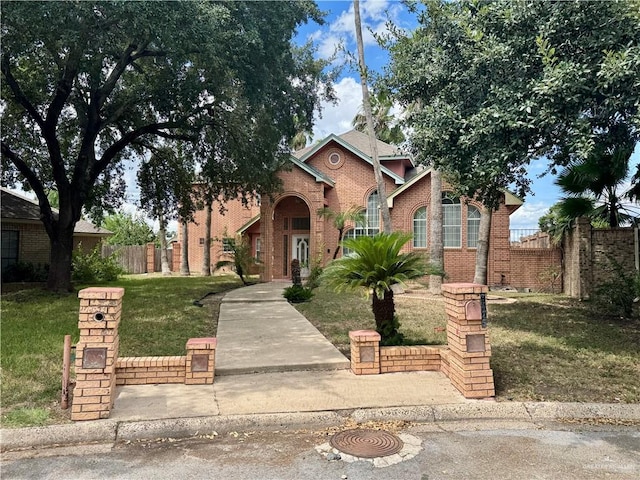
[
  {"xmin": 283, "ymin": 284, "xmax": 314, "ymax": 303},
  {"xmin": 591, "ymin": 257, "xmax": 640, "ymax": 319},
  {"xmin": 1, "ymin": 261, "xmax": 48, "ymax": 283},
  {"xmin": 305, "ymin": 265, "xmax": 323, "ymax": 289},
  {"xmin": 72, "ymin": 245, "xmax": 123, "ymax": 283}
]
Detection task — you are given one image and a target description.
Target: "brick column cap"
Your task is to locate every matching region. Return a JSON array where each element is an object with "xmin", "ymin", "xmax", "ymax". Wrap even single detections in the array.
[
  {"xmin": 442, "ymin": 283, "xmax": 488, "ymax": 294},
  {"xmin": 186, "ymin": 337, "xmax": 217, "ymax": 349},
  {"xmin": 349, "ymin": 330, "xmax": 381, "ymax": 341},
  {"xmin": 78, "ymin": 287, "xmax": 125, "ymax": 300}
]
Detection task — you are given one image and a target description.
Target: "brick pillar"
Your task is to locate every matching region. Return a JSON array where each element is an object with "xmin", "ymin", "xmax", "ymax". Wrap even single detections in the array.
[
  {"xmin": 172, "ymin": 242, "xmax": 181, "ymax": 272},
  {"xmin": 72, "ymin": 287, "xmax": 124, "ymax": 421},
  {"xmin": 146, "ymin": 242, "xmax": 155, "ymax": 273},
  {"xmin": 185, "ymin": 337, "xmax": 217, "ymax": 384},
  {"xmin": 442, "ymin": 283, "xmax": 495, "ymax": 399},
  {"xmin": 349, "ymin": 330, "xmax": 381, "ymax": 375}
]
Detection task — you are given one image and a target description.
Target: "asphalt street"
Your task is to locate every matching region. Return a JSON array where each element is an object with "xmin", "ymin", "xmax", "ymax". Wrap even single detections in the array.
[{"xmin": 2, "ymin": 420, "xmax": 639, "ymax": 480}]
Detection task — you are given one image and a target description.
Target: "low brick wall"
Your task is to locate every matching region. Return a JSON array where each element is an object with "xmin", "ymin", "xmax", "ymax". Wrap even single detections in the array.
[
  {"xmin": 114, "ymin": 338, "xmax": 217, "ymax": 386},
  {"xmin": 379, "ymin": 346, "xmax": 443, "ymax": 373},
  {"xmin": 350, "ymin": 283, "xmax": 495, "ymax": 400},
  {"xmin": 116, "ymin": 356, "xmax": 187, "ymax": 385}
]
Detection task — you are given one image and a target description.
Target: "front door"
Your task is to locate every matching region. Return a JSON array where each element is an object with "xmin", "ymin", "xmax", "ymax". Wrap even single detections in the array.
[{"xmin": 292, "ymin": 235, "xmax": 310, "ymax": 271}]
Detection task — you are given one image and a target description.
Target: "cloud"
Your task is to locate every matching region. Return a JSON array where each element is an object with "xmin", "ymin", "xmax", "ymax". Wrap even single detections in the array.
[
  {"xmin": 312, "ymin": 76, "xmax": 363, "ymax": 140},
  {"xmin": 509, "ymin": 201, "xmax": 550, "ymax": 229}
]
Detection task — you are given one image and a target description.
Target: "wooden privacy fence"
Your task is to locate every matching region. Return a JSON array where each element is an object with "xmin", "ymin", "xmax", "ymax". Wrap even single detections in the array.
[
  {"xmin": 102, "ymin": 244, "xmax": 173, "ymax": 274},
  {"xmin": 102, "ymin": 245, "xmax": 147, "ymax": 274}
]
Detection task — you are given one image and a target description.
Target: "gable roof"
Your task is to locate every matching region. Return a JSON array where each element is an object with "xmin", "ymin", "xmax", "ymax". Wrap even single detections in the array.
[
  {"xmin": 387, "ymin": 166, "xmax": 433, "ymax": 207},
  {"xmin": 1, "ymin": 188, "xmax": 112, "ymax": 236},
  {"xmin": 293, "ymin": 130, "xmax": 407, "ymax": 185},
  {"xmin": 289, "ymin": 155, "xmax": 335, "ymax": 187},
  {"xmin": 237, "ymin": 214, "xmax": 261, "ymax": 234}
]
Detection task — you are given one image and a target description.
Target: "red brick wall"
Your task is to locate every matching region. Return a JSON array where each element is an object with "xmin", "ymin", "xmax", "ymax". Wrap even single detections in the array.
[{"xmin": 510, "ymin": 248, "xmax": 563, "ymax": 293}]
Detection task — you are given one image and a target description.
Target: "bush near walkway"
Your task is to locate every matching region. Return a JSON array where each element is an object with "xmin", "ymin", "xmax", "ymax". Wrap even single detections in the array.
[
  {"xmin": 296, "ymin": 288, "xmax": 640, "ymax": 404},
  {"xmin": 0, "ymin": 275, "xmax": 242, "ymax": 427}
]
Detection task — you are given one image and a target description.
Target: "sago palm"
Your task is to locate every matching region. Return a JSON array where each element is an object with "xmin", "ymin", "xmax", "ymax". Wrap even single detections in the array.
[{"xmin": 321, "ymin": 231, "xmax": 430, "ymax": 344}]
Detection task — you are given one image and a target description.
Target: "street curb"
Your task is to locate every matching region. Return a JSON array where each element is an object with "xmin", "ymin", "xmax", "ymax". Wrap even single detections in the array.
[{"xmin": 2, "ymin": 402, "xmax": 639, "ymax": 453}]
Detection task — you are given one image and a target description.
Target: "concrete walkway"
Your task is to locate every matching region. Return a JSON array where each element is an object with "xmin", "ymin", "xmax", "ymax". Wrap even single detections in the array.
[
  {"xmin": 215, "ymin": 282, "xmax": 350, "ymax": 375},
  {"xmin": 108, "ymin": 282, "xmax": 465, "ymax": 421}
]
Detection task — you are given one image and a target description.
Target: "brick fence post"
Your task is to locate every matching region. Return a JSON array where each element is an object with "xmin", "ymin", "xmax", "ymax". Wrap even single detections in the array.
[
  {"xmin": 441, "ymin": 283, "xmax": 495, "ymax": 399},
  {"xmin": 146, "ymin": 242, "xmax": 155, "ymax": 273},
  {"xmin": 185, "ymin": 338, "xmax": 217, "ymax": 384},
  {"xmin": 172, "ymin": 242, "xmax": 181, "ymax": 273},
  {"xmin": 349, "ymin": 330, "xmax": 381, "ymax": 375},
  {"xmin": 72, "ymin": 287, "xmax": 124, "ymax": 420}
]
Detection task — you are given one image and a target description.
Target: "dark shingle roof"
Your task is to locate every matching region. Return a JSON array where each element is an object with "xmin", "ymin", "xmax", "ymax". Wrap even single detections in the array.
[{"xmin": 1, "ymin": 188, "xmax": 111, "ymax": 235}]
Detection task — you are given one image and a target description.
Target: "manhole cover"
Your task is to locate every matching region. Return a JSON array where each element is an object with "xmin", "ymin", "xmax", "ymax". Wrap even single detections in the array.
[{"xmin": 329, "ymin": 429, "xmax": 404, "ymax": 458}]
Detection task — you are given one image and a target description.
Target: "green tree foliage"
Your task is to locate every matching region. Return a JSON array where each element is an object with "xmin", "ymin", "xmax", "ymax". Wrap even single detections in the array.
[
  {"xmin": 352, "ymin": 89, "xmax": 405, "ymax": 145},
  {"xmin": 1, "ymin": 1, "xmax": 330, "ymax": 292},
  {"xmin": 102, "ymin": 213, "xmax": 155, "ymax": 246},
  {"xmin": 385, "ymin": 0, "xmax": 640, "ymax": 283},
  {"xmin": 321, "ymin": 232, "xmax": 429, "ymax": 344},
  {"xmin": 317, "ymin": 206, "xmax": 366, "ymax": 259}
]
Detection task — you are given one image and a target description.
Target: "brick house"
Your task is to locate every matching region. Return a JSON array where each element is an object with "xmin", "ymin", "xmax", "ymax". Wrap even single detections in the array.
[
  {"xmin": 180, "ymin": 130, "xmax": 523, "ymax": 285},
  {"xmin": 1, "ymin": 188, "xmax": 111, "ymax": 274}
]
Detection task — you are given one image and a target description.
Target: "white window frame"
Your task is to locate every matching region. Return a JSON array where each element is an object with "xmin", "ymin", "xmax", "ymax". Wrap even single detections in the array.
[
  {"xmin": 467, "ymin": 205, "xmax": 481, "ymax": 248},
  {"xmin": 343, "ymin": 191, "xmax": 380, "ymax": 255},
  {"xmin": 442, "ymin": 193, "xmax": 461, "ymax": 248},
  {"xmin": 413, "ymin": 206, "xmax": 427, "ymax": 248},
  {"xmin": 222, "ymin": 238, "xmax": 234, "ymax": 254}
]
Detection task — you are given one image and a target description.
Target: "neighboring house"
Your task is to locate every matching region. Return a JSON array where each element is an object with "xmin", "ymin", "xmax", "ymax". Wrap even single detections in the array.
[
  {"xmin": 1, "ymin": 188, "xmax": 112, "ymax": 274},
  {"xmin": 181, "ymin": 130, "xmax": 523, "ymax": 285}
]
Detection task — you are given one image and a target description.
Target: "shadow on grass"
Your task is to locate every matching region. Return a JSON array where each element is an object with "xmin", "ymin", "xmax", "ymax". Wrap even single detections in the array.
[{"xmin": 489, "ymin": 297, "xmax": 640, "ymax": 357}]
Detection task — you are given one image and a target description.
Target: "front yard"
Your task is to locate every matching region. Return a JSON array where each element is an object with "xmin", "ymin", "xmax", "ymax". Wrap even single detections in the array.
[
  {"xmin": 2, "ymin": 277, "xmax": 638, "ymax": 428},
  {"xmin": 0, "ymin": 275, "xmax": 242, "ymax": 427},
  {"xmin": 296, "ymin": 286, "xmax": 640, "ymax": 404}
]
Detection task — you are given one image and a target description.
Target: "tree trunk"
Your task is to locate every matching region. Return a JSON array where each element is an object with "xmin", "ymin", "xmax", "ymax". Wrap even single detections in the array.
[
  {"xmin": 333, "ymin": 227, "xmax": 344, "ymax": 259},
  {"xmin": 180, "ymin": 221, "xmax": 190, "ymax": 276},
  {"xmin": 202, "ymin": 201, "xmax": 212, "ymax": 276},
  {"xmin": 158, "ymin": 212, "xmax": 171, "ymax": 276},
  {"xmin": 46, "ymin": 223, "xmax": 75, "ymax": 293},
  {"xmin": 354, "ymin": 0, "xmax": 392, "ymax": 233},
  {"xmin": 371, "ymin": 289, "xmax": 397, "ymax": 342},
  {"xmin": 429, "ymin": 169, "xmax": 444, "ymax": 294},
  {"xmin": 473, "ymin": 206, "xmax": 492, "ymax": 285}
]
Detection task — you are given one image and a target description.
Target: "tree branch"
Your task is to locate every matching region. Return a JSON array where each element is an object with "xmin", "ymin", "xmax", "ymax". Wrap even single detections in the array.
[
  {"xmin": 1, "ymin": 142, "xmax": 55, "ymax": 229},
  {"xmin": 1, "ymin": 56, "xmax": 46, "ymax": 129}
]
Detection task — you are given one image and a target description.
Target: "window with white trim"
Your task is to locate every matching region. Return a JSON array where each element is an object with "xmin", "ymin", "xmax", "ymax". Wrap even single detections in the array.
[
  {"xmin": 222, "ymin": 238, "xmax": 234, "ymax": 254},
  {"xmin": 413, "ymin": 207, "xmax": 427, "ymax": 248},
  {"xmin": 343, "ymin": 191, "xmax": 380, "ymax": 255},
  {"xmin": 255, "ymin": 237, "xmax": 261, "ymax": 261},
  {"xmin": 442, "ymin": 193, "xmax": 461, "ymax": 248},
  {"xmin": 467, "ymin": 206, "xmax": 481, "ymax": 248}
]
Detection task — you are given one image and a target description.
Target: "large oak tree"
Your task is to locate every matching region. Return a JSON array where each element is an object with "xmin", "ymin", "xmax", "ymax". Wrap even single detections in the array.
[
  {"xmin": 1, "ymin": 1, "xmax": 329, "ymax": 292},
  {"xmin": 386, "ymin": 0, "xmax": 640, "ymax": 284}
]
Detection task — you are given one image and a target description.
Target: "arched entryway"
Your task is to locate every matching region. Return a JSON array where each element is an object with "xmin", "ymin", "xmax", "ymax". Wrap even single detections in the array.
[{"xmin": 272, "ymin": 195, "xmax": 311, "ymax": 280}]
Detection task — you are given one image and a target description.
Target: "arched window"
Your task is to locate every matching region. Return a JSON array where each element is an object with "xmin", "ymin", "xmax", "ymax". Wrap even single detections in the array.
[
  {"xmin": 343, "ymin": 191, "xmax": 380, "ymax": 255},
  {"xmin": 442, "ymin": 192, "xmax": 461, "ymax": 248},
  {"xmin": 413, "ymin": 207, "xmax": 427, "ymax": 248},
  {"xmin": 467, "ymin": 206, "xmax": 481, "ymax": 248}
]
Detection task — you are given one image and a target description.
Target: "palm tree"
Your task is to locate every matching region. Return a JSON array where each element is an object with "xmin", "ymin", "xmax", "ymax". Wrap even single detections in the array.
[
  {"xmin": 555, "ymin": 140, "xmax": 637, "ymax": 228},
  {"xmin": 352, "ymin": 89, "xmax": 405, "ymax": 145},
  {"xmin": 354, "ymin": 0, "xmax": 392, "ymax": 233},
  {"xmin": 429, "ymin": 169, "xmax": 444, "ymax": 294},
  {"xmin": 321, "ymin": 232, "xmax": 431, "ymax": 344},
  {"xmin": 317, "ymin": 206, "xmax": 366, "ymax": 259},
  {"xmin": 214, "ymin": 235, "xmax": 255, "ymax": 286}
]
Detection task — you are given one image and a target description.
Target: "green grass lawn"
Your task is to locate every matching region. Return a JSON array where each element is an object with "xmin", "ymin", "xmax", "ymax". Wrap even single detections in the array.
[
  {"xmin": 0, "ymin": 275, "xmax": 242, "ymax": 427},
  {"xmin": 296, "ymin": 286, "xmax": 640, "ymax": 404}
]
